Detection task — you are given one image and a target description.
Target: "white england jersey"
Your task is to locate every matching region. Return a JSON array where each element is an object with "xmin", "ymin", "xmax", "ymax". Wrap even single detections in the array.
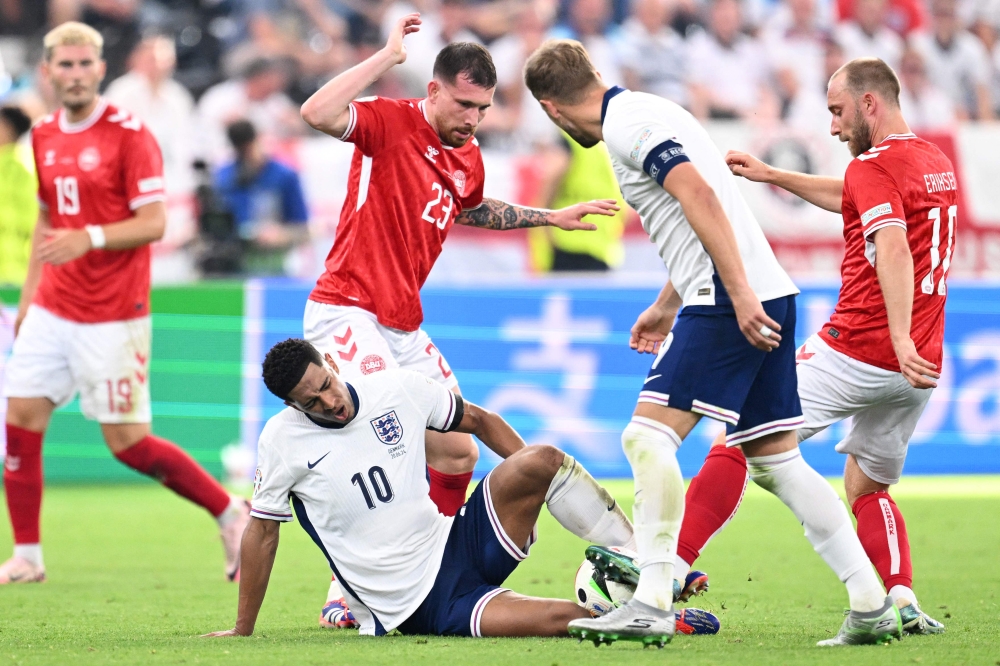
[
  {"xmin": 250, "ymin": 369, "xmax": 464, "ymax": 635},
  {"xmin": 601, "ymin": 87, "xmax": 798, "ymax": 306}
]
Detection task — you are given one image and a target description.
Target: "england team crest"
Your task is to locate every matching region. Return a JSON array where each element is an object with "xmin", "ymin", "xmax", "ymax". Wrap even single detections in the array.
[{"xmin": 370, "ymin": 411, "xmax": 403, "ymax": 445}]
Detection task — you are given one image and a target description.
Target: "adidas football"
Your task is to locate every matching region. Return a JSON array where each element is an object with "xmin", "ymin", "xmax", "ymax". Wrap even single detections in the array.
[{"xmin": 573, "ymin": 558, "xmax": 634, "ymax": 616}]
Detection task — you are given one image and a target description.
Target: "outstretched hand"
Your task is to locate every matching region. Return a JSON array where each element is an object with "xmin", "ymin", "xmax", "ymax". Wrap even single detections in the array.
[
  {"xmin": 548, "ymin": 199, "xmax": 619, "ymax": 231},
  {"xmin": 724, "ymin": 151, "xmax": 773, "ymax": 183},
  {"xmin": 384, "ymin": 13, "xmax": 421, "ymax": 64},
  {"xmin": 201, "ymin": 628, "xmax": 247, "ymax": 638}
]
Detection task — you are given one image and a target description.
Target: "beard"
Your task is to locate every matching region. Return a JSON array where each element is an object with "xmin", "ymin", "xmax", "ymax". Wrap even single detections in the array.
[{"xmin": 847, "ymin": 108, "xmax": 873, "ymax": 157}]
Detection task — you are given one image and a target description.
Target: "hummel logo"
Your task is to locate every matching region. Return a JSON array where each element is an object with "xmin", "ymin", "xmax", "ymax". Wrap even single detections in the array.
[
  {"xmin": 307, "ymin": 452, "xmax": 330, "ymax": 469},
  {"xmin": 644, "ymin": 374, "xmax": 662, "ymax": 384},
  {"xmin": 425, "ymin": 145, "xmax": 439, "ymax": 163}
]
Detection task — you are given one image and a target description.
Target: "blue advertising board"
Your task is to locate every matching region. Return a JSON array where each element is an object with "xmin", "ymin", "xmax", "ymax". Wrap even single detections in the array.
[{"xmin": 252, "ymin": 279, "xmax": 1000, "ymax": 478}]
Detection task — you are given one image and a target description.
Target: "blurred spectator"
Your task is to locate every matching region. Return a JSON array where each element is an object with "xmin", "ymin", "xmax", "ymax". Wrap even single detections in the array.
[
  {"xmin": 485, "ymin": 0, "xmax": 560, "ymax": 148},
  {"xmin": 80, "ymin": 0, "xmax": 141, "ymax": 85},
  {"xmin": 528, "ymin": 133, "xmax": 627, "ymax": 271},
  {"xmin": 551, "ymin": 0, "xmax": 623, "ymax": 86},
  {"xmin": 197, "ymin": 56, "xmax": 304, "ymax": 164},
  {"xmin": 615, "ymin": 0, "xmax": 690, "ymax": 107},
  {"xmin": 382, "ymin": 0, "xmax": 481, "ymax": 96},
  {"xmin": 834, "ymin": 0, "xmax": 903, "ymax": 69},
  {"xmin": 835, "ymin": 0, "xmax": 926, "ymax": 34},
  {"xmin": 765, "ymin": 0, "xmax": 830, "ymax": 117},
  {"xmin": 784, "ymin": 36, "xmax": 846, "ymax": 130},
  {"xmin": 105, "ymin": 34, "xmax": 197, "ymax": 195},
  {"xmin": 897, "ymin": 47, "xmax": 958, "ymax": 131},
  {"xmin": 213, "ymin": 119, "xmax": 309, "ymax": 274},
  {"xmin": 0, "ymin": 105, "xmax": 37, "ymax": 286},
  {"xmin": 688, "ymin": 0, "xmax": 777, "ymax": 120},
  {"xmin": 911, "ymin": 0, "xmax": 994, "ymax": 120},
  {"xmin": 0, "ymin": 0, "xmax": 48, "ymax": 36}
]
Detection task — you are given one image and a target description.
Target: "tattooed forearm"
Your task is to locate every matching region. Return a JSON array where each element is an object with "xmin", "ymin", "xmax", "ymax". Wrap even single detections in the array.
[{"xmin": 455, "ymin": 198, "xmax": 552, "ymax": 230}]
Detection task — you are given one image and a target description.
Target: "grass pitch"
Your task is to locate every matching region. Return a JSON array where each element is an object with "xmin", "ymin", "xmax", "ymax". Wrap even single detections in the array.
[{"xmin": 1, "ymin": 477, "xmax": 998, "ymax": 665}]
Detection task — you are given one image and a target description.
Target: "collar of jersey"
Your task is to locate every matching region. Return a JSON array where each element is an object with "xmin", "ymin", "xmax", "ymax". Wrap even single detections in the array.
[
  {"xmin": 601, "ymin": 86, "xmax": 627, "ymax": 125},
  {"xmin": 882, "ymin": 133, "xmax": 916, "ymax": 141},
  {"xmin": 305, "ymin": 383, "xmax": 360, "ymax": 430},
  {"xmin": 59, "ymin": 97, "xmax": 108, "ymax": 134}
]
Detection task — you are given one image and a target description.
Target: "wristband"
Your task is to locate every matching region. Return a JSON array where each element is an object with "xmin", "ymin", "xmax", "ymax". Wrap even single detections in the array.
[{"xmin": 85, "ymin": 225, "xmax": 106, "ymax": 249}]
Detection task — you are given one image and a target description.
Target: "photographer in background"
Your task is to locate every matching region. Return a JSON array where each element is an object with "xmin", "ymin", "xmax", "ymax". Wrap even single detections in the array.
[
  {"xmin": 0, "ymin": 105, "xmax": 37, "ymax": 287},
  {"xmin": 213, "ymin": 119, "xmax": 310, "ymax": 275}
]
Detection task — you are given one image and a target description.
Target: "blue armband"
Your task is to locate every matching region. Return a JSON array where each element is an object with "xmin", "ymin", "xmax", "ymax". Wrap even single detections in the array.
[{"xmin": 642, "ymin": 140, "xmax": 691, "ymax": 185}]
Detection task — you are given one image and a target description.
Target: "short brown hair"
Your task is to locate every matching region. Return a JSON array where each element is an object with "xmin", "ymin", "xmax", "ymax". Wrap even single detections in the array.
[
  {"xmin": 44, "ymin": 21, "xmax": 104, "ymax": 61},
  {"xmin": 434, "ymin": 42, "xmax": 497, "ymax": 89},
  {"xmin": 832, "ymin": 57, "xmax": 900, "ymax": 107},
  {"xmin": 523, "ymin": 39, "xmax": 601, "ymax": 104}
]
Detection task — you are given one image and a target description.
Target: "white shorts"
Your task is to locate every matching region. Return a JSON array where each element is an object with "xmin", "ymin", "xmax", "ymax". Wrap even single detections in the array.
[
  {"xmin": 795, "ymin": 334, "xmax": 933, "ymax": 485},
  {"xmin": 2, "ymin": 305, "xmax": 152, "ymax": 424},
  {"xmin": 303, "ymin": 300, "xmax": 459, "ymax": 390}
]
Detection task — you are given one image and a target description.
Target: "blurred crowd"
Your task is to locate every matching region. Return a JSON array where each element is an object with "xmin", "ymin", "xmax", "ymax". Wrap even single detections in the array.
[{"xmin": 0, "ymin": 0, "xmax": 998, "ymax": 278}]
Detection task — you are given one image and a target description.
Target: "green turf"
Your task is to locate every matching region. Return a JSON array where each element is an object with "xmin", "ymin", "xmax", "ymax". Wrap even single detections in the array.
[{"xmin": 1, "ymin": 477, "xmax": 999, "ymax": 665}]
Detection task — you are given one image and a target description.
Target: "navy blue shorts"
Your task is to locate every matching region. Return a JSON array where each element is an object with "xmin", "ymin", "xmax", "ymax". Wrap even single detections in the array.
[
  {"xmin": 639, "ymin": 294, "xmax": 804, "ymax": 445},
  {"xmin": 397, "ymin": 473, "xmax": 535, "ymax": 637}
]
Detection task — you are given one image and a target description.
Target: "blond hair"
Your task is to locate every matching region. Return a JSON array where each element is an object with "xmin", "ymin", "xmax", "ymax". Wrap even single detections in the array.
[
  {"xmin": 44, "ymin": 21, "xmax": 104, "ymax": 61},
  {"xmin": 523, "ymin": 39, "xmax": 601, "ymax": 105}
]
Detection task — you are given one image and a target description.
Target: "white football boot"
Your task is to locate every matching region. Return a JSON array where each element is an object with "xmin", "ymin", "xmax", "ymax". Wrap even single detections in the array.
[
  {"xmin": 569, "ymin": 599, "xmax": 676, "ymax": 647},
  {"xmin": 0, "ymin": 556, "xmax": 46, "ymax": 584},
  {"xmin": 817, "ymin": 596, "xmax": 902, "ymax": 646}
]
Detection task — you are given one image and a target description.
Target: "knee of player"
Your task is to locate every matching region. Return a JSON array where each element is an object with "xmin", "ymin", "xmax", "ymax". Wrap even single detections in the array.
[{"xmin": 521, "ymin": 444, "xmax": 566, "ymax": 481}]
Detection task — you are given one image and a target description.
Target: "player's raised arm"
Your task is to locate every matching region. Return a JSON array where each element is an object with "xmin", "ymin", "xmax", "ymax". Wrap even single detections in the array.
[
  {"xmin": 725, "ymin": 150, "xmax": 844, "ymax": 214},
  {"xmin": 453, "ymin": 197, "xmax": 617, "ymax": 231},
  {"xmin": 300, "ymin": 13, "xmax": 421, "ymax": 136},
  {"xmin": 452, "ymin": 400, "xmax": 526, "ymax": 459},
  {"xmin": 662, "ymin": 162, "xmax": 780, "ymax": 352},
  {"xmin": 202, "ymin": 517, "xmax": 280, "ymax": 637}
]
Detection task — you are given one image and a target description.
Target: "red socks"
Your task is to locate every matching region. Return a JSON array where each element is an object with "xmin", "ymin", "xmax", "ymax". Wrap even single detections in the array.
[
  {"xmin": 427, "ymin": 468, "xmax": 473, "ymax": 517},
  {"xmin": 3, "ymin": 424, "xmax": 44, "ymax": 544},
  {"xmin": 852, "ymin": 490, "xmax": 913, "ymax": 590},
  {"xmin": 676, "ymin": 445, "xmax": 749, "ymax": 565},
  {"xmin": 114, "ymin": 434, "xmax": 231, "ymax": 518}
]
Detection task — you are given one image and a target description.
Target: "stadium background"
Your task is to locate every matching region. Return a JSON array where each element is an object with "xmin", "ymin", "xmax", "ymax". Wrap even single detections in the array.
[{"xmin": 1, "ymin": 0, "xmax": 1000, "ymax": 483}]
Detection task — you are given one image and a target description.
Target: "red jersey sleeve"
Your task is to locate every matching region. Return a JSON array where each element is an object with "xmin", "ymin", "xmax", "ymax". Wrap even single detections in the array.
[
  {"xmin": 461, "ymin": 154, "xmax": 485, "ymax": 209},
  {"xmin": 845, "ymin": 157, "xmax": 906, "ymax": 240},
  {"xmin": 121, "ymin": 125, "xmax": 166, "ymax": 211},
  {"xmin": 339, "ymin": 97, "xmax": 413, "ymax": 156}
]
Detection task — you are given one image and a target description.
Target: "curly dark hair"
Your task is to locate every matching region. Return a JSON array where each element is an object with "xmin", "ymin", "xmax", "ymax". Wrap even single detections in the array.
[{"xmin": 262, "ymin": 338, "xmax": 323, "ymax": 401}]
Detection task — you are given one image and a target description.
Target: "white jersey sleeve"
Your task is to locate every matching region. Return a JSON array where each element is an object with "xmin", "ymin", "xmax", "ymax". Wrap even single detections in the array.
[
  {"xmin": 602, "ymin": 111, "xmax": 691, "ymax": 187},
  {"xmin": 250, "ymin": 421, "xmax": 296, "ymax": 522},
  {"xmin": 397, "ymin": 370, "xmax": 464, "ymax": 433}
]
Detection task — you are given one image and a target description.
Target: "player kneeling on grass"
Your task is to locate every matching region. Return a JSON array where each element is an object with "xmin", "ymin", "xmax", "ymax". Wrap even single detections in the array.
[{"xmin": 204, "ymin": 338, "xmax": 718, "ymax": 639}]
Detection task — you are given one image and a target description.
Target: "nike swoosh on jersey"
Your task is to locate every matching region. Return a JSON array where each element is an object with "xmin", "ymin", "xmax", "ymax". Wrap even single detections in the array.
[
  {"xmin": 307, "ymin": 452, "xmax": 331, "ymax": 469},
  {"xmin": 644, "ymin": 374, "xmax": 662, "ymax": 384}
]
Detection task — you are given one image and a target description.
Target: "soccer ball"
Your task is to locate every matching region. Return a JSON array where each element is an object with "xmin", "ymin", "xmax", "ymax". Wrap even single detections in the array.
[{"xmin": 573, "ymin": 558, "xmax": 635, "ymax": 617}]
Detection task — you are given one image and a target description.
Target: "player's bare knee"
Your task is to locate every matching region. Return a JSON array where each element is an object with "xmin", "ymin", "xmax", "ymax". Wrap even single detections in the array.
[
  {"xmin": 515, "ymin": 444, "xmax": 565, "ymax": 487},
  {"xmin": 5, "ymin": 398, "xmax": 54, "ymax": 433}
]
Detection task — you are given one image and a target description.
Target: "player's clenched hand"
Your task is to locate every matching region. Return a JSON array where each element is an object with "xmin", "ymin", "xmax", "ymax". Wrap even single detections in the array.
[
  {"xmin": 548, "ymin": 199, "xmax": 619, "ymax": 231},
  {"xmin": 384, "ymin": 13, "xmax": 421, "ymax": 64},
  {"xmin": 893, "ymin": 338, "xmax": 939, "ymax": 389},
  {"xmin": 731, "ymin": 291, "xmax": 781, "ymax": 351},
  {"xmin": 38, "ymin": 228, "xmax": 93, "ymax": 265},
  {"xmin": 201, "ymin": 628, "xmax": 248, "ymax": 638},
  {"xmin": 725, "ymin": 151, "xmax": 773, "ymax": 183},
  {"xmin": 630, "ymin": 304, "xmax": 677, "ymax": 354}
]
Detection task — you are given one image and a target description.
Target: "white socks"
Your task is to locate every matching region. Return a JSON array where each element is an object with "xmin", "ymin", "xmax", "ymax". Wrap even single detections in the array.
[
  {"xmin": 326, "ymin": 576, "xmax": 344, "ymax": 603},
  {"xmin": 621, "ymin": 417, "xmax": 685, "ymax": 611},
  {"xmin": 545, "ymin": 454, "xmax": 635, "ymax": 550},
  {"xmin": 674, "ymin": 556, "xmax": 692, "ymax": 584},
  {"xmin": 746, "ymin": 448, "xmax": 885, "ymax": 612},
  {"xmin": 14, "ymin": 544, "xmax": 43, "ymax": 568},
  {"xmin": 889, "ymin": 584, "xmax": 919, "ymax": 608},
  {"xmin": 216, "ymin": 495, "xmax": 247, "ymax": 528}
]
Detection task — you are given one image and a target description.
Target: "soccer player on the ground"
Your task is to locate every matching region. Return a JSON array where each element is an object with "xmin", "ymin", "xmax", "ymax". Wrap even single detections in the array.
[
  {"xmin": 203, "ymin": 339, "xmax": 720, "ymax": 639},
  {"xmin": 524, "ymin": 40, "xmax": 900, "ymax": 647},
  {"xmin": 298, "ymin": 14, "xmax": 618, "ymax": 626},
  {"xmin": 664, "ymin": 57, "xmax": 952, "ymax": 635},
  {"xmin": 0, "ymin": 22, "xmax": 249, "ymax": 584}
]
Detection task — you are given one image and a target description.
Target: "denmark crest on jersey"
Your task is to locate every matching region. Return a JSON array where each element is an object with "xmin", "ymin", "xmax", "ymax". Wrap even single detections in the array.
[
  {"xmin": 450, "ymin": 170, "xmax": 467, "ymax": 196},
  {"xmin": 371, "ymin": 411, "xmax": 403, "ymax": 445}
]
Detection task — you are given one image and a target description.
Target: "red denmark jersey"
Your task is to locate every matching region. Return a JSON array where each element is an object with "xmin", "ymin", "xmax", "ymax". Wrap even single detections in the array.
[
  {"xmin": 309, "ymin": 97, "xmax": 485, "ymax": 331},
  {"xmin": 820, "ymin": 134, "xmax": 956, "ymax": 372},
  {"xmin": 32, "ymin": 98, "xmax": 165, "ymax": 323}
]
